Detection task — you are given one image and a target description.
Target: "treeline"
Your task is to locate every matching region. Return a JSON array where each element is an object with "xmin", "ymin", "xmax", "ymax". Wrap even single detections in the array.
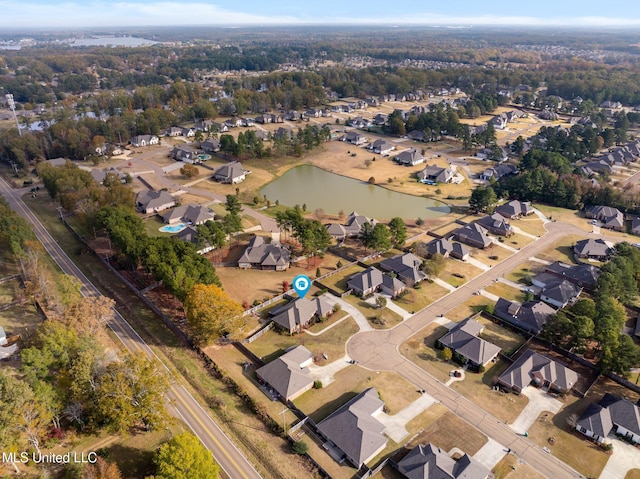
[
  {"xmin": 97, "ymin": 206, "xmax": 221, "ymax": 301},
  {"xmin": 0, "ymin": 196, "xmax": 36, "ymax": 256},
  {"xmin": 541, "ymin": 243, "xmax": 640, "ymax": 375}
]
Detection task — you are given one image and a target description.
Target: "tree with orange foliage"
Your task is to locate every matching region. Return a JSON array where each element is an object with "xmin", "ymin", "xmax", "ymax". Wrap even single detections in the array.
[{"xmin": 184, "ymin": 284, "xmax": 244, "ymax": 346}]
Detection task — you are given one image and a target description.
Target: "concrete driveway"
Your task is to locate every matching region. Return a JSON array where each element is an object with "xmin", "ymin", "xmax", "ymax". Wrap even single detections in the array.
[
  {"xmin": 376, "ymin": 393, "xmax": 437, "ymax": 442},
  {"xmin": 509, "ymin": 387, "xmax": 563, "ymax": 434},
  {"xmin": 600, "ymin": 436, "xmax": 640, "ymax": 479},
  {"xmin": 307, "ymin": 355, "xmax": 354, "ymax": 386},
  {"xmin": 473, "ymin": 438, "xmax": 508, "ymax": 470}
]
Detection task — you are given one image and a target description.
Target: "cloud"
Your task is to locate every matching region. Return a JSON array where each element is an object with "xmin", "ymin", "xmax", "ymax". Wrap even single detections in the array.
[{"xmin": 2, "ymin": 1, "xmax": 640, "ymax": 28}]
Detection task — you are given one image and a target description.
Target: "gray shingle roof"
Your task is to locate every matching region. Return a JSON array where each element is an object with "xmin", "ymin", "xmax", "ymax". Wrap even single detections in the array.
[
  {"xmin": 574, "ymin": 238, "xmax": 613, "ymax": 258},
  {"xmin": 494, "ymin": 299, "xmax": 555, "ymax": 334},
  {"xmin": 499, "ymin": 349, "xmax": 578, "ymax": 392},
  {"xmin": 544, "ymin": 261, "xmax": 601, "ymax": 290},
  {"xmin": 452, "ymin": 223, "xmax": 492, "ymax": 248},
  {"xmin": 397, "ymin": 443, "xmax": 490, "ymax": 479},
  {"xmin": 577, "ymin": 403, "xmax": 613, "ymax": 439},
  {"xmin": 495, "ymin": 200, "xmax": 533, "ymax": 218},
  {"xmin": 438, "ymin": 318, "xmax": 501, "ymax": 366},
  {"xmin": 270, "ymin": 296, "xmax": 333, "ymax": 333},
  {"xmin": 255, "ymin": 345, "xmax": 314, "ymax": 401},
  {"xmin": 379, "ymin": 253, "xmax": 426, "ymax": 284},
  {"xmin": 238, "ymin": 236, "xmax": 290, "ymax": 268},
  {"xmin": 540, "ymin": 279, "xmax": 582, "ymax": 307},
  {"xmin": 317, "ymin": 388, "xmax": 387, "ymax": 467}
]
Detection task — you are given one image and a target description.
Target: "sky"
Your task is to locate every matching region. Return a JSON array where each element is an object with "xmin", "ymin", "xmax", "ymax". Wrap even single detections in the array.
[{"xmin": 3, "ymin": 1, "xmax": 640, "ymax": 29}]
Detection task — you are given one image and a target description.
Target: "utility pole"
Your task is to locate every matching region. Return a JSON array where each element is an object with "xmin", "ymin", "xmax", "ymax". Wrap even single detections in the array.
[{"xmin": 6, "ymin": 94, "xmax": 21, "ymax": 137}]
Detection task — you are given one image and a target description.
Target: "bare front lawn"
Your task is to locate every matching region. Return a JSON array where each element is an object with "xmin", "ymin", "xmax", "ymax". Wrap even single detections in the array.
[
  {"xmin": 492, "ymin": 454, "xmax": 546, "ymax": 479},
  {"xmin": 439, "ymin": 260, "xmax": 482, "ymax": 288},
  {"xmin": 393, "ymin": 281, "xmax": 449, "ymax": 313},
  {"xmin": 470, "ymin": 243, "xmax": 511, "ymax": 266},
  {"xmin": 294, "ymin": 367, "xmax": 421, "ymax": 421},
  {"xmin": 505, "ymin": 260, "xmax": 545, "ymax": 285},
  {"xmin": 526, "ymin": 395, "xmax": 609, "ymax": 479},
  {"xmin": 445, "ymin": 295, "xmax": 490, "ymax": 322},
  {"xmin": 401, "ymin": 323, "xmax": 457, "ymax": 382},
  {"xmin": 246, "ymin": 317, "xmax": 359, "ymax": 364},
  {"xmin": 512, "ymin": 216, "xmax": 547, "ymax": 237},
  {"xmin": 406, "ymin": 404, "xmax": 488, "ymax": 455},
  {"xmin": 343, "ymin": 295, "xmax": 404, "ymax": 329},
  {"xmin": 535, "ymin": 234, "xmax": 585, "ymax": 265},
  {"xmin": 485, "ymin": 282, "xmax": 527, "ymax": 302},
  {"xmin": 451, "ymin": 359, "xmax": 529, "ymax": 424}
]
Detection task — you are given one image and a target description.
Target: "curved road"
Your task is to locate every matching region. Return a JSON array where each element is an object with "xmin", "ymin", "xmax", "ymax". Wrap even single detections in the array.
[
  {"xmin": 348, "ymin": 221, "xmax": 594, "ymax": 479},
  {"xmin": 0, "ymin": 177, "xmax": 262, "ymax": 479}
]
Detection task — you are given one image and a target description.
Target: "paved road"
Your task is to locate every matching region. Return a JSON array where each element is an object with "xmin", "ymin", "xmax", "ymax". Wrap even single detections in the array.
[
  {"xmin": 348, "ymin": 221, "xmax": 590, "ymax": 479},
  {"xmin": 0, "ymin": 177, "xmax": 262, "ymax": 479}
]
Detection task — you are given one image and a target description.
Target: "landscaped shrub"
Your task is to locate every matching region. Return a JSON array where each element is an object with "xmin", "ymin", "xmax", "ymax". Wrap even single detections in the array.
[{"xmin": 313, "ymin": 380, "xmax": 323, "ymax": 389}]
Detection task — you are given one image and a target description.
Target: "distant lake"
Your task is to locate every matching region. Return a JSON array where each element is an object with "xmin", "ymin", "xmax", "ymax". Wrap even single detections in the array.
[
  {"xmin": 259, "ymin": 165, "xmax": 450, "ymax": 220},
  {"xmin": 69, "ymin": 37, "xmax": 157, "ymax": 47}
]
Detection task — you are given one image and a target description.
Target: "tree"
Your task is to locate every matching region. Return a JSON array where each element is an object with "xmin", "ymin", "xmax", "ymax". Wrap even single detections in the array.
[
  {"xmin": 375, "ymin": 296, "xmax": 387, "ymax": 308},
  {"xmin": 180, "ymin": 163, "xmax": 200, "ymax": 178},
  {"xmin": 292, "ymin": 440, "xmax": 309, "ymax": 455},
  {"xmin": 388, "ymin": 217, "xmax": 407, "ymax": 248},
  {"xmin": 94, "ymin": 354, "xmax": 170, "ymax": 433},
  {"xmin": 423, "ymin": 253, "xmax": 446, "ymax": 277},
  {"xmin": 155, "ymin": 432, "xmax": 219, "ymax": 479},
  {"xmin": 0, "ymin": 371, "xmax": 34, "ymax": 451},
  {"xmin": 363, "ymin": 223, "xmax": 391, "ymax": 252},
  {"xmin": 184, "ymin": 284, "xmax": 245, "ymax": 345},
  {"xmin": 81, "ymin": 457, "xmax": 123, "ymax": 479},
  {"xmin": 439, "ymin": 347, "xmax": 453, "ymax": 362},
  {"xmin": 469, "ymin": 186, "xmax": 498, "ymax": 214}
]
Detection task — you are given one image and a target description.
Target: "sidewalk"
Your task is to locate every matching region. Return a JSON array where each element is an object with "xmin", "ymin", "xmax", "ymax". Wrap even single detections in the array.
[
  {"xmin": 376, "ymin": 393, "xmax": 437, "ymax": 442},
  {"xmin": 365, "ymin": 293, "xmax": 412, "ymax": 320},
  {"xmin": 466, "ymin": 256, "xmax": 491, "ymax": 271},
  {"xmin": 497, "ymin": 277, "xmax": 529, "ymax": 291},
  {"xmin": 511, "ymin": 225, "xmax": 538, "ymax": 240},
  {"xmin": 433, "ymin": 277, "xmax": 457, "ymax": 292}
]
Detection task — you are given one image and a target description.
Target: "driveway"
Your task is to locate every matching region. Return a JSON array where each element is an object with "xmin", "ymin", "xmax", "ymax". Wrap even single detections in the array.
[
  {"xmin": 321, "ymin": 295, "xmax": 373, "ymax": 332},
  {"xmin": 307, "ymin": 355, "xmax": 353, "ymax": 386},
  {"xmin": 600, "ymin": 436, "xmax": 640, "ymax": 479},
  {"xmin": 365, "ymin": 293, "xmax": 412, "ymax": 320},
  {"xmin": 375, "ymin": 393, "xmax": 437, "ymax": 442},
  {"xmin": 473, "ymin": 438, "xmax": 508, "ymax": 470},
  {"xmin": 509, "ymin": 387, "xmax": 563, "ymax": 434}
]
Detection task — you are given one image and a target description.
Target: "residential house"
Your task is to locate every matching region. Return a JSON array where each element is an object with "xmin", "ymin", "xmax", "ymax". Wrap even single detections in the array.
[
  {"xmin": 90, "ymin": 167, "xmax": 127, "ymax": 185},
  {"xmin": 396, "ymin": 443, "xmax": 489, "ymax": 479},
  {"xmin": 372, "ymin": 113, "xmax": 388, "ymax": 126},
  {"xmin": 477, "ymin": 146, "xmax": 509, "ymax": 162},
  {"xmin": 495, "ymin": 200, "xmax": 534, "ymax": 219},
  {"xmin": 475, "ymin": 213, "xmax": 513, "ymax": 237},
  {"xmin": 182, "ymin": 127, "xmax": 196, "ymax": 137},
  {"xmin": 437, "ymin": 317, "xmax": 501, "ymax": 368},
  {"xmin": 577, "ymin": 393, "xmax": 640, "ymax": 444},
  {"xmin": 166, "ymin": 126, "xmax": 183, "ymax": 137},
  {"xmin": 162, "ymin": 204, "xmax": 215, "ymax": 225},
  {"xmin": 284, "ymin": 110, "xmax": 302, "ymax": 121},
  {"xmin": 494, "ymin": 298, "xmax": 556, "ymax": 334},
  {"xmin": 368, "ymin": 139, "xmax": 395, "ymax": 156},
  {"xmin": 394, "ymin": 148, "xmax": 424, "ymax": 166},
  {"xmin": 316, "ymin": 388, "xmax": 387, "ymax": 467},
  {"xmin": 600, "ymin": 101, "xmax": 623, "ymax": 109},
  {"xmin": 407, "ymin": 130, "xmax": 427, "ymax": 142},
  {"xmin": 213, "ymin": 161, "xmax": 247, "ymax": 184},
  {"xmin": 573, "ymin": 238, "xmax": 613, "ymax": 260},
  {"xmin": 543, "ymin": 261, "xmax": 600, "ymax": 291},
  {"xmin": 174, "ymin": 226, "xmax": 215, "ymax": 255},
  {"xmin": 379, "ymin": 253, "xmax": 426, "ymax": 286},
  {"xmin": 269, "ymin": 296, "xmax": 334, "ymax": 334},
  {"xmin": 325, "ymin": 212, "xmax": 377, "ymax": 241},
  {"xmin": 130, "ymin": 135, "xmax": 159, "ymax": 147},
  {"xmin": 581, "ymin": 160, "xmax": 613, "ymax": 177},
  {"xmin": 451, "ymin": 223, "xmax": 492, "ymax": 249},
  {"xmin": 585, "ymin": 205, "xmax": 625, "ymax": 231},
  {"xmin": 491, "ymin": 113, "xmax": 509, "ymax": 130},
  {"xmin": 423, "ymin": 238, "xmax": 470, "ymax": 261},
  {"xmin": 343, "ymin": 131, "xmax": 367, "ymax": 146},
  {"xmin": 538, "ymin": 278, "xmax": 582, "ymax": 309},
  {"xmin": 350, "ymin": 116, "xmax": 370, "ymax": 129},
  {"xmin": 632, "ymin": 218, "xmax": 640, "ymax": 236},
  {"xmin": 201, "ymin": 138, "xmax": 220, "ymax": 153},
  {"xmin": 417, "ymin": 165, "xmax": 454, "ymax": 184},
  {"xmin": 195, "ymin": 119, "xmax": 214, "ymax": 132},
  {"xmin": 347, "ymin": 267, "xmax": 405, "ymax": 298},
  {"xmin": 497, "ymin": 349, "xmax": 578, "ymax": 394},
  {"xmin": 136, "ymin": 190, "xmax": 176, "ymax": 214},
  {"xmin": 479, "ymin": 163, "xmax": 517, "ymax": 181},
  {"xmin": 238, "ymin": 236, "xmax": 290, "ymax": 271},
  {"xmin": 172, "ymin": 145, "xmax": 198, "ymax": 163},
  {"xmin": 275, "ymin": 127, "xmax": 294, "ymax": 142},
  {"xmin": 0, "ymin": 326, "xmax": 6, "ymax": 346},
  {"xmin": 255, "ymin": 345, "xmax": 314, "ymax": 402},
  {"xmin": 212, "ymin": 122, "xmax": 228, "ymax": 133}
]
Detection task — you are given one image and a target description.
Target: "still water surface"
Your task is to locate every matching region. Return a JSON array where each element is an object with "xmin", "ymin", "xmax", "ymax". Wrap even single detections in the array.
[{"xmin": 259, "ymin": 165, "xmax": 450, "ymax": 219}]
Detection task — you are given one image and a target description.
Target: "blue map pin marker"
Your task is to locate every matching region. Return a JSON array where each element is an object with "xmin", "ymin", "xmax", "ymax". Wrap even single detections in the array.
[{"xmin": 293, "ymin": 275, "xmax": 311, "ymax": 299}]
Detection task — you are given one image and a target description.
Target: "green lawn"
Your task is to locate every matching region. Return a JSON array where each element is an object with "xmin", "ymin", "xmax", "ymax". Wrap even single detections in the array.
[
  {"xmin": 485, "ymin": 282, "xmax": 527, "ymax": 302},
  {"xmin": 318, "ymin": 264, "xmax": 365, "ymax": 292},
  {"xmin": 393, "ymin": 281, "xmax": 449, "ymax": 313}
]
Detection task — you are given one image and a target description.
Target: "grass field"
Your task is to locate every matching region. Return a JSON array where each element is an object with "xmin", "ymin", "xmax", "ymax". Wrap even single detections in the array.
[
  {"xmin": 512, "ymin": 216, "xmax": 547, "ymax": 237},
  {"xmin": 505, "ymin": 260, "xmax": 545, "ymax": 284},
  {"xmin": 485, "ymin": 282, "xmax": 527, "ymax": 302},
  {"xmin": 294, "ymin": 367, "xmax": 421, "ymax": 421},
  {"xmin": 318, "ymin": 264, "xmax": 365, "ymax": 292},
  {"xmin": 439, "ymin": 260, "xmax": 482, "ymax": 288},
  {"xmin": 445, "ymin": 295, "xmax": 490, "ymax": 321},
  {"xmin": 451, "ymin": 359, "xmax": 529, "ymax": 424},
  {"xmin": 401, "ymin": 323, "xmax": 458, "ymax": 382},
  {"xmin": 526, "ymin": 395, "xmax": 609, "ymax": 478},
  {"xmin": 492, "ymin": 454, "xmax": 546, "ymax": 479},
  {"xmin": 535, "ymin": 234, "xmax": 585, "ymax": 265},
  {"xmin": 393, "ymin": 281, "xmax": 449, "ymax": 313},
  {"xmin": 470, "ymin": 243, "xmax": 512, "ymax": 266},
  {"xmin": 246, "ymin": 318, "xmax": 359, "ymax": 364},
  {"xmin": 406, "ymin": 404, "xmax": 488, "ymax": 455}
]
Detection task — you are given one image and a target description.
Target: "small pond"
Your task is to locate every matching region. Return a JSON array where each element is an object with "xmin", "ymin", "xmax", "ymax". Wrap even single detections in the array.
[{"xmin": 259, "ymin": 165, "xmax": 450, "ymax": 219}]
